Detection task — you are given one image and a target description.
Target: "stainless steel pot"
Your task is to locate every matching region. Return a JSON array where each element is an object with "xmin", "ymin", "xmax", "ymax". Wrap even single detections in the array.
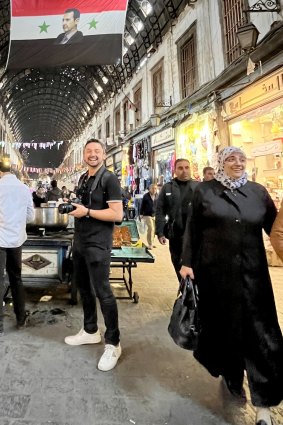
[{"xmin": 27, "ymin": 207, "xmax": 69, "ymax": 229}]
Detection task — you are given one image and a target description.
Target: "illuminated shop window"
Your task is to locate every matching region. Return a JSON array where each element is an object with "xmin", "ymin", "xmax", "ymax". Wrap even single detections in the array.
[{"xmin": 228, "ymin": 98, "xmax": 283, "ymax": 206}]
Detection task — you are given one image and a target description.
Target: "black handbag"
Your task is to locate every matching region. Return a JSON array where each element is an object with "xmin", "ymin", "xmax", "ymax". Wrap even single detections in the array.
[{"xmin": 168, "ymin": 277, "xmax": 200, "ymax": 350}]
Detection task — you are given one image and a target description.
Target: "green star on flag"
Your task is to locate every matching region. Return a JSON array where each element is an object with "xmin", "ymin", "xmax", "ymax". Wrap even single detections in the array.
[
  {"xmin": 88, "ymin": 19, "xmax": 98, "ymax": 29},
  {"xmin": 39, "ymin": 21, "xmax": 50, "ymax": 33}
]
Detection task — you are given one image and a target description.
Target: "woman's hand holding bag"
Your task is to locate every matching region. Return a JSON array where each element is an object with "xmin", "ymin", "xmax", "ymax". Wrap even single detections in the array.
[
  {"xmin": 168, "ymin": 277, "xmax": 200, "ymax": 351},
  {"xmin": 180, "ymin": 265, "xmax": 194, "ymax": 280}
]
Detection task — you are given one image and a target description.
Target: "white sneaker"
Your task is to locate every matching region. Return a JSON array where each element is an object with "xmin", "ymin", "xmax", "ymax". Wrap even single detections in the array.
[
  {"xmin": 97, "ymin": 343, "xmax": 122, "ymax": 371},
  {"xmin": 256, "ymin": 407, "xmax": 273, "ymax": 425},
  {"xmin": 64, "ymin": 328, "xmax": 101, "ymax": 346}
]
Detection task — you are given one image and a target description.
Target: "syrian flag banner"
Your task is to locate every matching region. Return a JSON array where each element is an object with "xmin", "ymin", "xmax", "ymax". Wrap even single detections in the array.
[{"xmin": 7, "ymin": 0, "xmax": 129, "ymax": 69}]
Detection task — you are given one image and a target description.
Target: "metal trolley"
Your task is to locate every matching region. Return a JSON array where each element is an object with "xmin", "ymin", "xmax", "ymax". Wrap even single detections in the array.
[
  {"xmin": 70, "ymin": 221, "xmax": 155, "ymax": 304},
  {"xmin": 110, "ymin": 246, "xmax": 155, "ymax": 303}
]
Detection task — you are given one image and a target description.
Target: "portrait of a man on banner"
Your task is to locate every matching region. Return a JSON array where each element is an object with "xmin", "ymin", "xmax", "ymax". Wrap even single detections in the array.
[
  {"xmin": 7, "ymin": 0, "xmax": 129, "ymax": 69},
  {"xmin": 54, "ymin": 8, "xmax": 84, "ymax": 45}
]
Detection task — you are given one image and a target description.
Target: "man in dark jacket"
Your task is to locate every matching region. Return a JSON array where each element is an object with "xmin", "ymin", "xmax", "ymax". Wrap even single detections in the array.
[
  {"xmin": 32, "ymin": 186, "xmax": 46, "ymax": 207},
  {"xmin": 155, "ymin": 159, "xmax": 199, "ymax": 281},
  {"xmin": 140, "ymin": 184, "xmax": 158, "ymax": 249},
  {"xmin": 46, "ymin": 180, "xmax": 63, "ymax": 202}
]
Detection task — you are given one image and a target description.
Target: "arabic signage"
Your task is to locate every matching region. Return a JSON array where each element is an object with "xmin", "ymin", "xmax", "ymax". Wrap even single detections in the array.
[
  {"xmin": 252, "ymin": 140, "xmax": 282, "ymax": 157},
  {"xmin": 151, "ymin": 127, "xmax": 174, "ymax": 148},
  {"xmin": 223, "ymin": 67, "xmax": 283, "ymax": 119}
]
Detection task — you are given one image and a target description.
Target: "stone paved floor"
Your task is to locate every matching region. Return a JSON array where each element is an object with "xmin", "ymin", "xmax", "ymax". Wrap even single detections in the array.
[{"xmin": 1, "ymin": 238, "xmax": 283, "ymax": 425}]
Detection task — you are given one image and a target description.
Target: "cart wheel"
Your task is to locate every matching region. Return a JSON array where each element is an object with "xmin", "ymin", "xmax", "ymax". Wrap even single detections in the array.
[{"xmin": 133, "ymin": 291, "xmax": 139, "ymax": 304}]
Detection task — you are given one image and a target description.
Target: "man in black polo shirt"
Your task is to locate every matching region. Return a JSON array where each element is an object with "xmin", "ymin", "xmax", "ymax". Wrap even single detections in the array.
[{"xmin": 64, "ymin": 139, "xmax": 123, "ymax": 372}]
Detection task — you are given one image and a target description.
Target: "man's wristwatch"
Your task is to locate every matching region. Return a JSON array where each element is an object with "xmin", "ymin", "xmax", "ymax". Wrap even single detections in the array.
[{"xmin": 86, "ymin": 208, "xmax": 90, "ymax": 217}]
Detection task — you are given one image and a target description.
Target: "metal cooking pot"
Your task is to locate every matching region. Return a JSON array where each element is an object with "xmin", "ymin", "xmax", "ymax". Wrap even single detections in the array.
[{"xmin": 27, "ymin": 207, "xmax": 69, "ymax": 229}]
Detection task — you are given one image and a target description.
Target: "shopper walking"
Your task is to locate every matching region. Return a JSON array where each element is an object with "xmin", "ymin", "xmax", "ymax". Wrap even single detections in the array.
[
  {"xmin": 202, "ymin": 166, "xmax": 215, "ymax": 181},
  {"xmin": 180, "ymin": 146, "xmax": 283, "ymax": 425},
  {"xmin": 155, "ymin": 159, "xmax": 199, "ymax": 281},
  {"xmin": 32, "ymin": 186, "xmax": 46, "ymax": 207},
  {"xmin": 46, "ymin": 180, "xmax": 62, "ymax": 202},
  {"xmin": 64, "ymin": 139, "xmax": 123, "ymax": 372},
  {"xmin": 140, "ymin": 184, "xmax": 158, "ymax": 249},
  {"xmin": 0, "ymin": 160, "xmax": 34, "ymax": 335}
]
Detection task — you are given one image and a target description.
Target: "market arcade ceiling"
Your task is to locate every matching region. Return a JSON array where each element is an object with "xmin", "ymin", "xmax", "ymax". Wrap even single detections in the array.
[{"xmin": 0, "ymin": 0, "xmax": 197, "ymax": 167}]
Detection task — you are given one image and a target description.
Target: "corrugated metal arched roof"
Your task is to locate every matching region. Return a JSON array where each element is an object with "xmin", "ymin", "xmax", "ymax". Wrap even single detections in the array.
[{"xmin": 0, "ymin": 0, "xmax": 197, "ymax": 166}]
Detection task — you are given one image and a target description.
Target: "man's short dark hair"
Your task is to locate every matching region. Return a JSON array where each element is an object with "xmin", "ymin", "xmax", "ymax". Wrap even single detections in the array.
[
  {"xmin": 174, "ymin": 158, "xmax": 190, "ymax": 169},
  {"xmin": 84, "ymin": 139, "xmax": 106, "ymax": 153},
  {"xmin": 203, "ymin": 166, "xmax": 214, "ymax": 175},
  {"xmin": 0, "ymin": 161, "xmax": 11, "ymax": 172},
  {"xmin": 51, "ymin": 180, "xmax": 58, "ymax": 188},
  {"xmin": 65, "ymin": 8, "xmax": 80, "ymax": 20}
]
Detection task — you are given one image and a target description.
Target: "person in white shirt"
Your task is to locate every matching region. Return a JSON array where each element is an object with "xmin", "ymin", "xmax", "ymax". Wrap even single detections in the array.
[{"xmin": 0, "ymin": 161, "xmax": 34, "ymax": 335}]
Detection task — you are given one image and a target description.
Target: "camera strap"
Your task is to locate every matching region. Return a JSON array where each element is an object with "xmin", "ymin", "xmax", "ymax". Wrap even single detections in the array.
[{"xmin": 87, "ymin": 166, "xmax": 108, "ymax": 207}]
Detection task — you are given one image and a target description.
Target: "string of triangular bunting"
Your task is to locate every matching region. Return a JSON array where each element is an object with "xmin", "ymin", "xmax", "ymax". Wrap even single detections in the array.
[{"xmin": 0, "ymin": 140, "xmax": 64, "ymax": 149}]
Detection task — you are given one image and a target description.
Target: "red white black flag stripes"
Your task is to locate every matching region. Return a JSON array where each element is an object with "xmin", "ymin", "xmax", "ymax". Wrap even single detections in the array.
[{"xmin": 7, "ymin": 0, "xmax": 128, "ymax": 69}]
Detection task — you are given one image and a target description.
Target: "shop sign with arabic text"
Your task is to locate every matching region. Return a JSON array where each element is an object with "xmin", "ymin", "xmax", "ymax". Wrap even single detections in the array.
[
  {"xmin": 223, "ymin": 67, "xmax": 283, "ymax": 119},
  {"xmin": 252, "ymin": 140, "xmax": 282, "ymax": 157}
]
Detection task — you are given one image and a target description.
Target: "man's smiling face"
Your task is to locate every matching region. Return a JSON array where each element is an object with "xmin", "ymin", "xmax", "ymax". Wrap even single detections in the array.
[{"xmin": 84, "ymin": 142, "xmax": 106, "ymax": 169}]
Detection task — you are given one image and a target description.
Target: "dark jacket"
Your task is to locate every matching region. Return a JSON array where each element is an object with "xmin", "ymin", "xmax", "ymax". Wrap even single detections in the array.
[
  {"xmin": 54, "ymin": 31, "xmax": 83, "ymax": 44},
  {"xmin": 46, "ymin": 187, "xmax": 62, "ymax": 202},
  {"xmin": 140, "ymin": 192, "xmax": 158, "ymax": 217},
  {"xmin": 155, "ymin": 178, "xmax": 199, "ymax": 237},
  {"xmin": 182, "ymin": 179, "xmax": 283, "ymax": 406},
  {"xmin": 32, "ymin": 192, "xmax": 46, "ymax": 207}
]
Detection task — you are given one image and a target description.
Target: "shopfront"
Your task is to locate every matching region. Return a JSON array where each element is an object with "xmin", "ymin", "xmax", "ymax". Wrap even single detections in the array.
[
  {"xmin": 113, "ymin": 150, "xmax": 123, "ymax": 179},
  {"xmin": 105, "ymin": 155, "xmax": 114, "ymax": 173},
  {"xmin": 151, "ymin": 127, "xmax": 175, "ymax": 185},
  {"xmin": 175, "ymin": 111, "xmax": 217, "ymax": 180},
  {"xmin": 131, "ymin": 136, "xmax": 151, "ymax": 193},
  {"xmin": 106, "ymin": 148, "xmax": 123, "ymax": 178},
  {"xmin": 120, "ymin": 143, "xmax": 131, "ymax": 189},
  {"xmin": 223, "ymin": 66, "xmax": 283, "ymax": 208}
]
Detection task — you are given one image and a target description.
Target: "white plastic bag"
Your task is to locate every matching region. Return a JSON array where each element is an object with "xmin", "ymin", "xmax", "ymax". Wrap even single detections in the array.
[{"xmin": 136, "ymin": 217, "xmax": 146, "ymax": 235}]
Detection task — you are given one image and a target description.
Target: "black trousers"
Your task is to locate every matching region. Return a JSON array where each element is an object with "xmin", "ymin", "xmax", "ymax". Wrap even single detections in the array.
[
  {"xmin": 169, "ymin": 235, "xmax": 183, "ymax": 282},
  {"xmin": 0, "ymin": 246, "xmax": 26, "ymax": 330},
  {"xmin": 72, "ymin": 241, "xmax": 120, "ymax": 346}
]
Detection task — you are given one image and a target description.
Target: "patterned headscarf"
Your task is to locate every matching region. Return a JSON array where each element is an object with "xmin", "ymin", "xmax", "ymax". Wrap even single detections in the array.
[{"xmin": 215, "ymin": 146, "xmax": 248, "ymax": 190}]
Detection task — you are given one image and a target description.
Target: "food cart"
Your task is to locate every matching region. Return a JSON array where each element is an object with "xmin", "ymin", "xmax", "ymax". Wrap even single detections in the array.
[
  {"xmin": 71, "ymin": 221, "xmax": 155, "ymax": 304},
  {"xmin": 20, "ymin": 212, "xmax": 154, "ymax": 304}
]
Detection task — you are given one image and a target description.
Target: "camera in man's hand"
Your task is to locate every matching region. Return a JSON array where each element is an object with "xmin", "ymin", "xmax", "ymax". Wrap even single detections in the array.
[{"xmin": 58, "ymin": 198, "xmax": 81, "ymax": 214}]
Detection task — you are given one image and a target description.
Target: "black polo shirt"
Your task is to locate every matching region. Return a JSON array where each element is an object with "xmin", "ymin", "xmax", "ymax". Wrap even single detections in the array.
[{"xmin": 74, "ymin": 171, "xmax": 122, "ymax": 253}]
